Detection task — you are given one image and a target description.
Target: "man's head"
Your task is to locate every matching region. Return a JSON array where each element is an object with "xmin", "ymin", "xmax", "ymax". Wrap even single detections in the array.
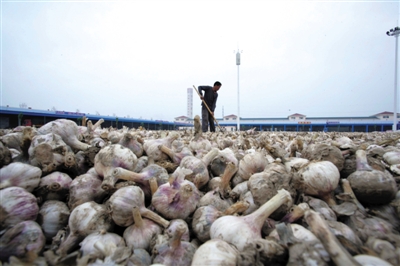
[{"xmin": 213, "ymin": 81, "xmax": 222, "ymax": 92}]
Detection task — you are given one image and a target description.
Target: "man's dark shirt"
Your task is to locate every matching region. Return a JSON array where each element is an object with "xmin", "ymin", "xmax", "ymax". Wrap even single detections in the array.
[{"xmin": 198, "ymin": 86, "xmax": 218, "ymax": 112}]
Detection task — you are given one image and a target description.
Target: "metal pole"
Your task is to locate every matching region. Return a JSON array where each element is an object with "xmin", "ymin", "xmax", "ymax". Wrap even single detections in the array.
[
  {"xmin": 394, "ymin": 35, "xmax": 399, "ymax": 131},
  {"xmin": 237, "ymin": 64, "xmax": 240, "ymax": 131},
  {"xmin": 236, "ymin": 50, "xmax": 241, "ymax": 131}
]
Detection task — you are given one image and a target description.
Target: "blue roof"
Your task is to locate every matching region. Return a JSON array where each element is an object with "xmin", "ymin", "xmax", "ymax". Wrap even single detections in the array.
[{"xmin": 0, "ymin": 106, "xmax": 187, "ymax": 126}]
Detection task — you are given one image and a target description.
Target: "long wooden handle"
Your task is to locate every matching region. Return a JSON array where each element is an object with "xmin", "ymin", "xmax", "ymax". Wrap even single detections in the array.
[{"xmin": 193, "ymin": 85, "xmax": 224, "ymax": 132}]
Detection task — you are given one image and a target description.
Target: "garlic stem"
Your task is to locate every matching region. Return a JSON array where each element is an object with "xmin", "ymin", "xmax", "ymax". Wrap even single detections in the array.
[
  {"xmin": 304, "ymin": 209, "xmax": 361, "ymax": 266},
  {"xmin": 64, "ymin": 153, "xmax": 75, "ymax": 168},
  {"xmin": 341, "ymin": 179, "xmax": 366, "ymax": 215},
  {"xmin": 180, "ymin": 184, "xmax": 193, "ymax": 199},
  {"xmin": 140, "ymin": 207, "xmax": 170, "ymax": 228},
  {"xmin": 149, "ymin": 177, "xmax": 158, "ymax": 196},
  {"xmin": 219, "ymin": 162, "xmax": 237, "ymax": 193},
  {"xmin": 170, "ymin": 224, "xmax": 185, "ymax": 250},
  {"xmin": 223, "ymin": 201, "xmax": 249, "ymax": 215},
  {"xmin": 244, "ymin": 189, "xmax": 292, "ymax": 230},
  {"xmin": 355, "ymin": 150, "xmax": 373, "ymax": 171},
  {"xmin": 132, "ymin": 206, "xmax": 144, "ymax": 228},
  {"xmin": 49, "ymin": 182, "xmax": 61, "ymax": 191},
  {"xmin": 158, "ymin": 145, "xmax": 175, "ymax": 159},
  {"xmin": 280, "ymin": 202, "xmax": 309, "ymax": 223},
  {"xmin": 320, "ymin": 192, "xmax": 337, "ymax": 206},
  {"xmin": 113, "ymin": 167, "xmax": 143, "ymax": 182},
  {"xmin": 201, "ymin": 148, "xmax": 219, "ymax": 166}
]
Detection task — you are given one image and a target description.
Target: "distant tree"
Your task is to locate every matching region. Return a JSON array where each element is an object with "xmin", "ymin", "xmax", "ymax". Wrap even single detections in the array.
[
  {"xmin": 113, "ymin": 113, "xmax": 116, "ymax": 117},
  {"xmin": 76, "ymin": 109, "xmax": 80, "ymax": 113},
  {"xmin": 51, "ymin": 106, "xmax": 57, "ymax": 111},
  {"xmin": 96, "ymin": 111, "xmax": 100, "ymax": 115},
  {"xmin": 19, "ymin": 103, "xmax": 27, "ymax": 108}
]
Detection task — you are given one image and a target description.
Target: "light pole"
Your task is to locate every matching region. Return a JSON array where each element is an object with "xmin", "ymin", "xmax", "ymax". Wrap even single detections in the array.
[
  {"xmin": 236, "ymin": 49, "xmax": 242, "ymax": 131},
  {"xmin": 387, "ymin": 26, "xmax": 400, "ymax": 131}
]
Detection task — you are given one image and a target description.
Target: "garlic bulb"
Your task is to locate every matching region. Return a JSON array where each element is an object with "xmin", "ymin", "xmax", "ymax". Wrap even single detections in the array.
[
  {"xmin": 0, "ymin": 162, "xmax": 42, "ymax": 192},
  {"xmin": 210, "ymin": 189, "xmax": 292, "ymax": 251},
  {"xmin": 38, "ymin": 200, "xmax": 70, "ymax": 242},
  {"xmin": 80, "ymin": 230, "xmax": 125, "ymax": 258},
  {"xmin": 191, "ymin": 239, "xmax": 239, "ymax": 266},
  {"xmin": 107, "ymin": 185, "xmax": 169, "ymax": 228},
  {"xmin": 293, "ymin": 160, "xmax": 339, "ymax": 206},
  {"xmin": 152, "ymin": 167, "xmax": 200, "ymax": 220},
  {"xmin": 56, "ymin": 201, "xmax": 114, "ymax": 256},
  {"xmin": 152, "ymin": 223, "xmax": 197, "ymax": 266},
  {"xmin": 35, "ymin": 171, "xmax": 72, "ymax": 202},
  {"xmin": 94, "ymin": 144, "xmax": 137, "ymax": 191},
  {"xmin": 237, "ymin": 150, "xmax": 268, "ymax": 180},
  {"xmin": 0, "ymin": 186, "xmax": 39, "ymax": 229},
  {"xmin": 348, "ymin": 150, "xmax": 397, "ymax": 205},
  {"xmin": 123, "ymin": 206, "xmax": 162, "ymax": 251},
  {"xmin": 0, "ymin": 220, "xmax": 45, "ymax": 262}
]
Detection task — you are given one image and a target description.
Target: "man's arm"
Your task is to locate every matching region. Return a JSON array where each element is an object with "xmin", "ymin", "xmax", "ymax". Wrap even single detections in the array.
[
  {"xmin": 198, "ymin": 86, "xmax": 211, "ymax": 99},
  {"xmin": 211, "ymin": 94, "xmax": 218, "ymax": 112}
]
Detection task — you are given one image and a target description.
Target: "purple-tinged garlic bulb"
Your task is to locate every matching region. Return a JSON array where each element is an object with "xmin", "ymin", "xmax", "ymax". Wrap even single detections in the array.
[
  {"xmin": 119, "ymin": 132, "xmax": 144, "ymax": 158},
  {"xmin": 111, "ymin": 164, "xmax": 169, "ymax": 198},
  {"xmin": 56, "ymin": 201, "xmax": 114, "ymax": 256},
  {"xmin": 158, "ymin": 144, "xmax": 193, "ymax": 165},
  {"xmin": 37, "ymin": 200, "xmax": 70, "ymax": 242},
  {"xmin": 165, "ymin": 219, "xmax": 190, "ymax": 242},
  {"xmin": 94, "ymin": 144, "xmax": 137, "ymax": 191},
  {"xmin": 68, "ymin": 168, "xmax": 107, "ymax": 211},
  {"xmin": 152, "ymin": 223, "xmax": 197, "ymax": 266},
  {"xmin": 293, "ymin": 160, "xmax": 339, "ymax": 206},
  {"xmin": 348, "ymin": 150, "xmax": 397, "ymax": 205},
  {"xmin": 152, "ymin": 167, "xmax": 200, "ymax": 220},
  {"xmin": 35, "ymin": 171, "xmax": 72, "ymax": 202},
  {"xmin": 179, "ymin": 148, "xmax": 219, "ymax": 189},
  {"xmin": 0, "ymin": 162, "xmax": 42, "ymax": 192},
  {"xmin": 191, "ymin": 239, "xmax": 239, "ymax": 266},
  {"xmin": 107, "ymin": 185, "xmax": 169, "ymax": 228},
  {"xmin": 0, "ymin": 186, "xmax": 39, "ymax": 229},
  {"xmin": 123, "ymin": 206, "xmax": 162, "ymax": 251},
  {"xmin": 0, "ymin": 220, "xmax": 45, "ymax": 262},
  {"xmin": 210, "ymin": 189, "xmax": 292, "ymax": 251}
]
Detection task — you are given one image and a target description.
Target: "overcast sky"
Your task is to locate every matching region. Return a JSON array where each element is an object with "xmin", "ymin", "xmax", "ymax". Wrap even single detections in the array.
[{"xmin": 1, "ymin": 0, "xmax": 398, "ymax": 121}]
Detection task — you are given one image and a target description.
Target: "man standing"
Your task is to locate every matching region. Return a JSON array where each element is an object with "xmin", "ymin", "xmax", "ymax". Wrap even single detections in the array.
[{"xmin": 198, "ymin": 81, "xmax": 221, "ymax": 132}]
